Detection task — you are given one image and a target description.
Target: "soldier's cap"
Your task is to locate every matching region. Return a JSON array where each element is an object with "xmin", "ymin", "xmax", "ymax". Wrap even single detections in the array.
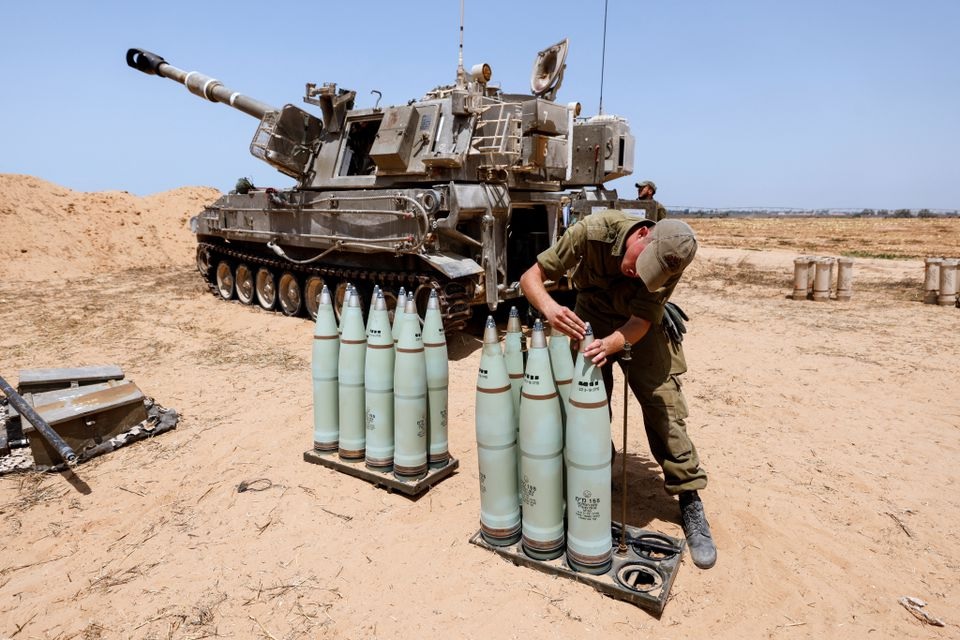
[
  {"xmin": 635, "ymin": 219, "xmax": 698, "ymax": 292},
  {"xmin": 634, "ymin": 180, "xmax": 657, "ymax": 193}
]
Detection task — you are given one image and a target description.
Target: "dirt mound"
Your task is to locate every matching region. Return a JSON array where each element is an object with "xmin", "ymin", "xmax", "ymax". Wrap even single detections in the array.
[{"xmin": 0, "ymin": 174, "xmax": 220, "ymax": 281}]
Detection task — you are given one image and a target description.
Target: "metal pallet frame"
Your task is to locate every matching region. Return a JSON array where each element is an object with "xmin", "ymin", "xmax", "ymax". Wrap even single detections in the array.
[
  {"xmin": 469, "ymin": 522, "xmax": 684, "ymax": 615},
  {"xmin": 303, "ymin": 449, "xmax": 458, "ymax": 497}
]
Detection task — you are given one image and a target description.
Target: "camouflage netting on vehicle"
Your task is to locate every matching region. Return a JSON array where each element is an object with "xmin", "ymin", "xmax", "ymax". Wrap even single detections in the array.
[{"xmin": 0, "ymin": 399, "xmax": 179, "ymax": 475}]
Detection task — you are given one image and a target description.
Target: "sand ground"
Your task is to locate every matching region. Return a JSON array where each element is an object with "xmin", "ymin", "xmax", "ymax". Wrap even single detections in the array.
[{"xmin": 1, "ymin": 176, "xmax": 958, "ymax": 639}]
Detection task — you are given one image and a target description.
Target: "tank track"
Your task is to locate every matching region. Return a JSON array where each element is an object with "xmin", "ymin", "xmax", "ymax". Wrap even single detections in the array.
[{"xmin": 197, "ymin": 242, "xmax": 474, "ymax": 331}]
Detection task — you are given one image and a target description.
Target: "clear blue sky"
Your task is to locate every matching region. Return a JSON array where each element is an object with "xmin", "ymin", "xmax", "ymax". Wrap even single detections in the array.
[{"xmin": 2, "ymin": 0, "xmax": 958, "ymax": 209}]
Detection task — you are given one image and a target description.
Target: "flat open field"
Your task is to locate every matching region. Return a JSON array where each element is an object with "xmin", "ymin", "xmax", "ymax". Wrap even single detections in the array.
[
  {"xmin": 1, "ymin": 176, "xmax": 958, "ymax": 639},
  {"xmin": 688, "ymin": 216, "xmax": 960, "ymax": 259}
]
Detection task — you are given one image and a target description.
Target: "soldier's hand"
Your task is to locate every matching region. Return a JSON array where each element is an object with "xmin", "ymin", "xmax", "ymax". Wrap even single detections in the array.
[
  {"xmin": 584, "ymin": 336, "xmax": 611, "ymax": 367},
  {"xmin": 544, "ymin": 302, "xmax": 586, "ymax": 340}
]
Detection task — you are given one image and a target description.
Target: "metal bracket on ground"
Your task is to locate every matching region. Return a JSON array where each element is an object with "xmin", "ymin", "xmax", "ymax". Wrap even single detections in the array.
[
  {"xmin": 469, "ymin": 521, "xmax": 684, "ymax": 615},
  {"xmin": 302, "ymin": 449, "xmax": 459, "ymax": 497}
]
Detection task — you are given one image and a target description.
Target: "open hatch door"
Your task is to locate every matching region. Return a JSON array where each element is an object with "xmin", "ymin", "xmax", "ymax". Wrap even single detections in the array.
[{"xmin": 530, "ymin": 38, "xmax": 569, "ymax": 101}]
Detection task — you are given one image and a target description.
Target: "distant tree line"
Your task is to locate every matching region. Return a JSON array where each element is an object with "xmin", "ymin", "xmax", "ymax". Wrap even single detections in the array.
[
  {"xmin": 853, "ymin": 208, "xmax": 947, "ymax": 218},
  {"xmin": 671, "ymin": 208, "xmax": 960, "ymax": 219}
]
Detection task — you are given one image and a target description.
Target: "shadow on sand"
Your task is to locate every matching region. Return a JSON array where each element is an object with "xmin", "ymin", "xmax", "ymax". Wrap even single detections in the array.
[{"xmin": 610, "ymin": 450, "xmax": 680, "ymax": 531}]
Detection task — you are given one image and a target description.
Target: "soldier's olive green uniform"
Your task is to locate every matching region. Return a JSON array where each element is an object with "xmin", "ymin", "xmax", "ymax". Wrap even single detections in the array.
[
  {"xmin": 652, "ymin": 200, "xmax": 668, "ymax": 222},
  {"xmin": 536, "ymin": 210, "xmax": 707, "ymax": 495}
]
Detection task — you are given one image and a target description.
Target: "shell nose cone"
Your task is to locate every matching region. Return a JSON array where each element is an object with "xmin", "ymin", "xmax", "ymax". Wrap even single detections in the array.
[
  {"xmin": 319, "ymin": 285, "xmax": 332, "ymax": 305},
  {"xmin": 404, "ymin": 297, "xmax": 417, "ymax": 314},
  {"xmin": 507, "ymin": 306, "xmax": 521, "ymax": 333},
  {"xmin": 374, "ymin": 293, "xmax": 387, "ymax": 310},
  {"xmin": 483, "ymin": 316, "xmax": 498, "ymax": 343},
  {"xmin": 579, "ymin": 322, "xmax": 595, "ymax": 352},
  {"xmin": 530, "ymin": 319, "xmax": 547, "ymax": 349},
  {"xmin": 427, "ymin": 288, "xmax": 440, "ymax": 309}
]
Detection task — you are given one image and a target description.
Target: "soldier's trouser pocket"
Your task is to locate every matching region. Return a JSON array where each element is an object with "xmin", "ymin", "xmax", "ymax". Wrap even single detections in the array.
[{"xmin": 631, "ymin": 373, "xmax": 706, "ymax": 495}]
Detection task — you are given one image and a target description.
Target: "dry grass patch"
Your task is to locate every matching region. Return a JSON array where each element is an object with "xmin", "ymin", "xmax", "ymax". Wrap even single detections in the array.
[{"xmin": 686, "ymin": 217, "xmax": 960, "ymax": 258}]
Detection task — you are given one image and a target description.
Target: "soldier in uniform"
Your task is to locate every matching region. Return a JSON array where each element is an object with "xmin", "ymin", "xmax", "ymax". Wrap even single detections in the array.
[
  {"xmin": 636, "ymin": 179, "xmax": 668, "ymax": 222},
  {"xmin": 519, "ymin": 212, "xmax": 717, "ymax": 569}
]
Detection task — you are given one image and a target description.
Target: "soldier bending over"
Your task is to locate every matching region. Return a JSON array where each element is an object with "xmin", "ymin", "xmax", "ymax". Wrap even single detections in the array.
[{"xmin": 520, "ymin": 212, "xmax": 717, "ymax": 569}]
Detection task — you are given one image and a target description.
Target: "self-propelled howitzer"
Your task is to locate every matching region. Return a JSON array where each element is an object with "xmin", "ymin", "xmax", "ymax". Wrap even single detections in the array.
[{"xmin": 126, "ymin": 41, "xmax": 651, "ymax": 330}]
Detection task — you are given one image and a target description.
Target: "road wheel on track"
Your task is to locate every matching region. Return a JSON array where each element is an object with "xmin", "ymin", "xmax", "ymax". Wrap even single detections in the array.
[
  {"xmin": 235, "ymin": 264, "xmax": 255, "ymax": 305},
  {"xmin": 197, "ymin": 246, "xmax": 212, "ymax": 277},
  {"xmin": 278, "ymin": 272, "xmax": 304, "ymax": 316},
  {"xmin": 255, "ymin": 268, "xmax": 277, "ymax": 310},
  {"xmin": 304, "ymin": 276, "xmax": 326, "ymax": 320},
  {"xmin": 215, "ymin": 261, "xmax": 235, "ymax": 300}
]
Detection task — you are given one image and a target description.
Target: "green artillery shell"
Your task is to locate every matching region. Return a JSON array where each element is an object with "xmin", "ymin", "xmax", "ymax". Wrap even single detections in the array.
[
  {"xmin": 565, "ymin": 323, "xmax": 613, "ymax": 574},
  {"xmin": 504, "ymin": 307, "xmax": 525, "ymax": 495},
  {"xmin": 548, "ymin": 329, "xmax": 574, "ymax": 427},
  {"xmin": 519, "ymin": 320, "xmax": 565, "ymax": 561},
  {"xmin": 367, "ymin": 284, "xmax": 381, "ymax": 329},
  {"xmin": 504, "ymin": 306, "xmax": 525, "ymax": 414},
  {"xmin": 364, "ymin": 292, "xmax": 395, "ymax": 470},
  {"xmin": 393, "ymin": 297, "xmax": 427, "ymax": 479},
  {"xmin": 338, "ymin": 290, "xmax": 366, "ymax": 461},
  {"xmin": 423, "ymin": 289, "xmax": 450, "ymax": 468},
  {"xmin": 392, "ymin": 287, "xmax": 407, "ymax": 345},
  {"xmin": 312, "ymin": 285, "xmax": 339, "ymax": 452},
  {"xmin": 337, "ymin": 282, "xmax": 353, "ymax": 335},
  {"xmin": 476, "ymin": 316, "xmax": 521, "ymax": 546}
]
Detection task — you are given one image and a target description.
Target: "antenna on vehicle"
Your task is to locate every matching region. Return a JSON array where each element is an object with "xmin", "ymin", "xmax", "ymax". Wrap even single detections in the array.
[
  {"xmin": 598, "ymin": 0, "xmax": 609, "ymax": 114},
  {"xmin": 456, "ymin": 0, "xmax": 467, "ymax": 86}
]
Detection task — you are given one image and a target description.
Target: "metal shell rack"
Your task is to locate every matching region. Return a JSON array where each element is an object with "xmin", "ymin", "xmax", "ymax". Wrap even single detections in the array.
[
  {"xmin": 469, "ymin": 522, "xmax": 684, "ymax": 615},
  {"xmin": 302, "ymin": 449, "xmax": 459, "ymax": 497}
]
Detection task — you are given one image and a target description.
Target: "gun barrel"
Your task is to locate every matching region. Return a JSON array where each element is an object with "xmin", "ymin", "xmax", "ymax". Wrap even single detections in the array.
[
  {"xmin": 126, "ymin": 48, "xmax": 275, "ymax": 120},
  {"xmin": 0, "ymin": 374, "xmax": 77, "ymax": 466}
]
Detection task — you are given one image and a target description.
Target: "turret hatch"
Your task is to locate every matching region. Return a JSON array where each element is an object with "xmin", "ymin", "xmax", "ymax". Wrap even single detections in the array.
[{"xmin": 530, "ymin": 39, "xmax": 569, "ymax": 101}]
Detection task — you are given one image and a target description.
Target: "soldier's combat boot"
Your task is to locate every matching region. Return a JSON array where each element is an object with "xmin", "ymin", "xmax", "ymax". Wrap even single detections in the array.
[{"xmin": 679, "ymin": 490, "xmax": 717, "ymax": 569}]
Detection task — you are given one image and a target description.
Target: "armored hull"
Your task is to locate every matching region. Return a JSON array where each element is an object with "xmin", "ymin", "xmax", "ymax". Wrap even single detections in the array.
[{"xmin": 195, "ymin": 184, "xmax": 493, "ymax": 330}]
